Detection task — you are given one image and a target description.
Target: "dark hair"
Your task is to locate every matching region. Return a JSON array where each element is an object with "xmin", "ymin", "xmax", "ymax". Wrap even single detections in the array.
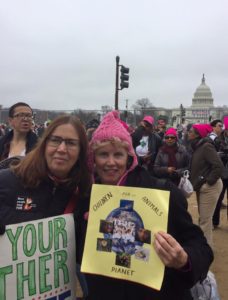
[
  {"xmin": 186, "ymin": 123, "xmax": 193, "ymax": 131},
  {"xmin": 86, "ymin": 119, "xmax": 100, "ymax": 130},
  {"xmin": 191, "ymin": 127, "xmax": 201, "ymax": 138},
  {"xmin": 8, "ymin": 102, "xmax": 33, "ymax": 118},
  {"xmin": 12, "ymin": 114, "xmax": 91, "ymax": 194},
  {"xmin": 210, "ymin": 119, "xmax": 222, "ymax": 127}
]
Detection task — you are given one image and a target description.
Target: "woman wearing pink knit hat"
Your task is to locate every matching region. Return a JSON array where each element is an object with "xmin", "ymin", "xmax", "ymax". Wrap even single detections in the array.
[
  {"xmin": 154, "ymin": 127, "xmax": 190, "ymax": 186},
  {"xmin": 76, "ymin": 111, "xmax": 213, "ymax": 300},
  {"xmin": 188, "ymin": 124, "xmax": 223, "ymax": 248}
]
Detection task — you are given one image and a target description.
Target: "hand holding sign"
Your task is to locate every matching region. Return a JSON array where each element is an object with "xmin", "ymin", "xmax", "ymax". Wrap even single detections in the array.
[{"xmin": 153, "ymin": 231, "xmax": 188, "ymax": 270}]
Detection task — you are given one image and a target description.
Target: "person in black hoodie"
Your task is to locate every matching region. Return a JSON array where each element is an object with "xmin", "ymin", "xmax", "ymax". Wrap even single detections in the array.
[{"xmin": 75, "ymin": 111, "xmax": 213, "ymax": 300}]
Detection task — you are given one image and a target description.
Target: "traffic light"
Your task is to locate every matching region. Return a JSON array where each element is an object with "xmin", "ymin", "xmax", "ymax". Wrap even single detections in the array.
[
  {"xmin": 120, "ymin": 66, "xmax": 129, "ymax": 90},
  {"xmin": 115, "ymin": 56, "xmax": 130, "ymax": 109}
]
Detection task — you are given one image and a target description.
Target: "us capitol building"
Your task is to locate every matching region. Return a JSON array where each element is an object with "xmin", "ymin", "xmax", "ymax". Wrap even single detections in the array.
[{"xmin": 157, "ymin": 74, "xmax": 228, "ymax": 125}]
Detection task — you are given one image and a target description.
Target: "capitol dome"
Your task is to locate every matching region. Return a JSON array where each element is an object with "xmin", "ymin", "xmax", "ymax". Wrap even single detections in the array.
[{"xmin": 192, "ymin": 74, "xmax": 214, "ymax": 107}]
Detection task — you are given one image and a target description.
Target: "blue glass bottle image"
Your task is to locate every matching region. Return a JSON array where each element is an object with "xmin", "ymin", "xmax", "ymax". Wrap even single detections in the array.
[{"xmin": 102, "ymin": 199, "xmax": 149, "ymax": 255}]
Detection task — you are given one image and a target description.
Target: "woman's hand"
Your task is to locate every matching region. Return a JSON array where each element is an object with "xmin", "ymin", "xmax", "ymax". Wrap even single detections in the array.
[
  {"xmin": 143, "ymin": 153, "xmax": 152, "ymax": 164},
  {"xmin": 167, "ymin": 167, "xmax": 176, "ymax": 174},
  {"xmin": 153, "ymin": 231, "xmax": 188, "ymax": 269}
]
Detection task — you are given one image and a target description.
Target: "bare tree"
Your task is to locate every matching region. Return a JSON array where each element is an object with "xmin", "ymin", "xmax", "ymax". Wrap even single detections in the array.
[
  {"xmin": 131, "ymin": 98, "xmax": 154, "ymax": 110},
  {"xmin": 71, "ymin": 109, "xmax": 99, "ymax": 125}
]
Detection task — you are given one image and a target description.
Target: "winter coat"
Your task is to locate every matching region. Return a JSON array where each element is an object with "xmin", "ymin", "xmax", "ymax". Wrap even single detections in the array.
[
  {"xmin": 190, "ymin": 138, "xmax": 223, "ymax": 191},
  {"xmin": 218, "ymin": 131, "xmax": 228, "ymax": 179},
  {"xmin": 131, "ymin": 127, "xmax": 162, "ymax": 171},
  {"xmin": 75, "ymin": 166, "xmax": 213, "ymax": 300},
  {"xmin": 0, "ymin": 130, "xmax": 38, "ymax": 161},
  {"xmin": 0, "ymin": 168, "xmax": 76, "ymax": 226},
  {"xmin": 153, "ymin": 144, "xmax": 190, "ymax": 182}
]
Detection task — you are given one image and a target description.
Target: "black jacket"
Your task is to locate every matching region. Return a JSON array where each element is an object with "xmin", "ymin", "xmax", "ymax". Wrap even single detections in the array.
[
  {"xmin": 0, "ymin": 169, "xmax": 75, "ymax": 226},
  {"xmin": 0, "ymin": 130, "xmax": 38, "ymax": 161},
  {"xmin": 131, "ymin": 127, "xmax": 162, "ymax": 167},
  {"xmin": 75, "ymin": 166, "xmax": 213, "ymax": 300}
]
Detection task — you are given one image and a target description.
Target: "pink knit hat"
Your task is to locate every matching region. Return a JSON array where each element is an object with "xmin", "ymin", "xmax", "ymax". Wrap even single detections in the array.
[
  {"xmin": 118, "ymin": 119, "xmax": 129, "ymax": 131},
  {"xmin": 224, "ymin": 116, "xmax": 228, "ymax": 130},
  {"xmin": 143, "ymin": 115, "xmax": 154, "ymax": 125},
  {"xmin": 165, "ymin": 127, "xmax": 177, "ymax": 137},
  {"xmin": 192, "ymin": 124, "xmax": 213, "ymax": 138},
  {"xmin": 88, "ymin": 111, "xmax": 138, "ymax": 178}
]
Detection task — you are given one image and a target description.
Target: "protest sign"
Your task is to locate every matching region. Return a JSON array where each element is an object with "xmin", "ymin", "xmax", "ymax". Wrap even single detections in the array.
[
  {"xmin": 81, "ymin": 184, "xmax": 169, "ymax": 290},
  {"xmin": 0, "ymin": 214, "xmax": 76, "ymax": 300}
]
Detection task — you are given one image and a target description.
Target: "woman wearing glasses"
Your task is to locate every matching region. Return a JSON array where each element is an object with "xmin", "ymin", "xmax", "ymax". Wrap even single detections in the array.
[
  {"xmin": 0, "ymin": 114, "xmax": 90, "ymax": 225},
  {"xmin": 153, "ymin": 128, "xmax": 190, "ymax": 185},
  {"xmin": 0, "ymin": 102, "xmax": 38, "ymax": 161}
]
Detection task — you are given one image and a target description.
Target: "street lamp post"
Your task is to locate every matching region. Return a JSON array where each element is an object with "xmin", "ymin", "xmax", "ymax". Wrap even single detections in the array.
[
  {"xmin": 115, "ymin": 56, "xmax": 120, "ymax": 110},
  {"xmin": 125, "ymin": 99, "xmax": 128, "ymax": 122}
]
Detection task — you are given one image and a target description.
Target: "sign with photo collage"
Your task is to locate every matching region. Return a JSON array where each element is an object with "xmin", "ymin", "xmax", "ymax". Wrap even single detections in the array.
[{"xmin": 81, "ymin": 184, "xmax": 169, "ymax": 290}]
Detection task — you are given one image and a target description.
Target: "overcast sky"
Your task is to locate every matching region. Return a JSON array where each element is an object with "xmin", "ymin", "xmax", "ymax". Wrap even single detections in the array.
[{"xmin": 0, "ymin": 0, "xmax": 227, "ymax": 111}]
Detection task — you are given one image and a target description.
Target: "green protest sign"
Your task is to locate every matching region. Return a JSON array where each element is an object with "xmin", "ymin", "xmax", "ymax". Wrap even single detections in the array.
[{"xmin": 0, "ymin": 214, "xmax": 76, "ymax": 300}]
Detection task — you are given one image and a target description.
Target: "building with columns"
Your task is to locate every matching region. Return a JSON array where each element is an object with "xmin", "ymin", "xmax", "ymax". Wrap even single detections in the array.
[
  {"xmin": 171, "ymin": 74, "xmax": 228, "ymax": 125},
  {"xmin": 125, "ymin": 74, "xmax": 228, "ymax": 127},
  {"xmin": 0, "ymin": 75, "xmax": 227, "ymax": 126}
]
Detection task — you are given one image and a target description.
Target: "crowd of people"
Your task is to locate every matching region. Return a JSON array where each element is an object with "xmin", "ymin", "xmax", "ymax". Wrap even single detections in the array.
[{"xmin": 0, "ymin": 101, "xmax": 228, "ymax": 300}]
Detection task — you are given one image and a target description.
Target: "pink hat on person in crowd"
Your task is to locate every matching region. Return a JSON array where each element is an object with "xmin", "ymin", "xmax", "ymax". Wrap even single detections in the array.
[
  {"xmin": 224, "ymin": 116, "xmax": 228, "ymax": 130},
  {"xmin": 192, "ymin": 124, "xmax": 213, "ymax": 138},
  {"xmin": 165, "ymin": 127, "xmax": 177, "ymax": 137},
  {"xmin": 88, "ymin": 110, "xmax": 138, "ymax": 175},
  {"xmin": 118, "ymin": 119, "xmax": 129, "ymax": 131},
  {"xmin": 143, "ymin": 116, "xmax": 154, "ymax": 125}
]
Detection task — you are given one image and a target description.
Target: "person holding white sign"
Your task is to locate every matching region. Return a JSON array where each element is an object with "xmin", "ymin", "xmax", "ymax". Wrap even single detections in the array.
[
  {"xmin": 76, "ymin": 110, "xmax": 214, "ymax": 300},
  {"xmin": 0, "ymin": 114, "xmax": 90, "ymax": 226}
]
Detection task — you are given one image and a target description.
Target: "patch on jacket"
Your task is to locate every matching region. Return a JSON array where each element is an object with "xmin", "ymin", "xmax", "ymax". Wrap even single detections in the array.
[{"xmin": 16, "ymin": 196, "xmax": 37, "ymax": 211}]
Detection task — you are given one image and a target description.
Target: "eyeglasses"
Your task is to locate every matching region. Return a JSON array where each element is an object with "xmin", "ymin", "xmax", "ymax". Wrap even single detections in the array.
[
  {"xmin": 165, "ymin": 136, "xmax": 176, "ymax": 140},
  {"xmin": 13, "ymin": 113, "xmax": 33, "ymax": 120},
  {"xmin": 47, "ymin": 135, "xmax": 80, "ymax": 149}
]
